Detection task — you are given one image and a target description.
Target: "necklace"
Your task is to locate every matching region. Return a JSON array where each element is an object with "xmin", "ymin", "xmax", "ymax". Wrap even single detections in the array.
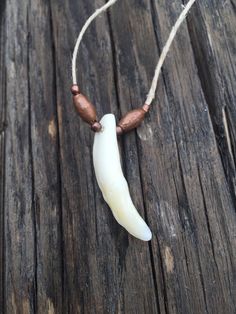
[{"xmin": 70, "ymin": 0, "xmax": 196, "ymax": 241}]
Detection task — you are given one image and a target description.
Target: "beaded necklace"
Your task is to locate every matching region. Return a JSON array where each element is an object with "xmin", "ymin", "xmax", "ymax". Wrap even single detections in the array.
[{"xmin": 70, "ymin": 0, "xmax": 196, "ymax": 241}]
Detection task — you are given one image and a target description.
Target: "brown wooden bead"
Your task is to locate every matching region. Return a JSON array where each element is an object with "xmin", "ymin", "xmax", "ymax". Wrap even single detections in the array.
[
  {"xmin": 117, "ymin": 107, "xmax": 148, "ymax": 134},
  {"xmin": 73, "ymin": 93, "xmax": 97, "ymax": 125}
]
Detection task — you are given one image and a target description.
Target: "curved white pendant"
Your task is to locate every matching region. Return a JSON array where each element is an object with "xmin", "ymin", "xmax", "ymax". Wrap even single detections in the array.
[{"xmin": 93, "ymin": 114, "xmax": 152, "ymax": 241}]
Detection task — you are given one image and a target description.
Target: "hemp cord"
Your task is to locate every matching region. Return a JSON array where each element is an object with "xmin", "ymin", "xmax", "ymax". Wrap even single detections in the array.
[{"xmin": 72, "ymin": 0, "xmax": 196, "ymax": 106}]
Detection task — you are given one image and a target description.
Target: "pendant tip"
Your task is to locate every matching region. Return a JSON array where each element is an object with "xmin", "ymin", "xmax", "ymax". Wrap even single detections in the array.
[{"xmin": 139, "ymin": 228, "xmax": 152, "ymax": 242}]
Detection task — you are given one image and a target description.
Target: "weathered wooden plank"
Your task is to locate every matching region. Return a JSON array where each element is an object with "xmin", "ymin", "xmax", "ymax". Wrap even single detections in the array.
[
  {"xmin": 3, "ymin": 0, "xmax": 64, "ymax": 312},
  {"xmin": 108, "ymin": 0, "xmax": 236, "ymax": 313},
  {"xmin": 51, "ymin": 0, "xmax": 159, "ymax": 312},
  {"xmin": 1, "ymin": 0, "xmax": 236, "ymax": 313},
  {"xmin": 0, "ymin": 1, "xmax": 6, "ymax": 311},
  {"xmin": 186, "ymin": 0, "xmax": 236, "ymax": 197},
  {"xmin": 4, "ymin": 0, "xmax": 36, "ymax": 312},
  {"xmin": 27, "ymin": 0, "xmax": 64, "ymax": 312}
]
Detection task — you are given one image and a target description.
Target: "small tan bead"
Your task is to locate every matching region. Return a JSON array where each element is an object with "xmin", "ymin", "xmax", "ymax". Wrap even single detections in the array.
[
  {"xmin": 142, "ymin": 104, "xmax": 150, "ymax": 113},
  {"xmin": 91, "ymin": 122, "xmax": 102, "ymax": 132},
  {"xmin": 71, "ymin": 84, "xmax": 80, "ymax": 95},
  {"xmin": 116, "ymin": 126, "xmax": 123, "ymax": 135},
  {"xmin": 73, "ymin": 93, "xmax": 97, "ymax": 125}
]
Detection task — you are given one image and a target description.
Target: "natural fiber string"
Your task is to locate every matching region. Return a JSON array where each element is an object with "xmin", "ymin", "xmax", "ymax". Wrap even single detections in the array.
[
  {"xmin": 145, "ymin": 0, "xmax": 196, "ymax": 105},
  {"xmin": 72, "ymin": 0, "xmax": 118, "ymax": 85},
  {"xmin": 72, "ymin": 0, "xmax": 196, "ymax": 105}
]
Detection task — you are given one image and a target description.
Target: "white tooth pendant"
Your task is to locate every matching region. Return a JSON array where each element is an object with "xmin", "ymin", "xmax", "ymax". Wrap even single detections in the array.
[{"xmin": 93, "ymin": 114, "xmax": 152, "ymax": 241}]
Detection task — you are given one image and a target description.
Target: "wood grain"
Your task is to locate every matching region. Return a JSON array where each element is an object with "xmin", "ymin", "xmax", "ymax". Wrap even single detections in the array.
[{"xmin": 0, "ymin": 0, "xmax": 236, "ymax": 313}]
